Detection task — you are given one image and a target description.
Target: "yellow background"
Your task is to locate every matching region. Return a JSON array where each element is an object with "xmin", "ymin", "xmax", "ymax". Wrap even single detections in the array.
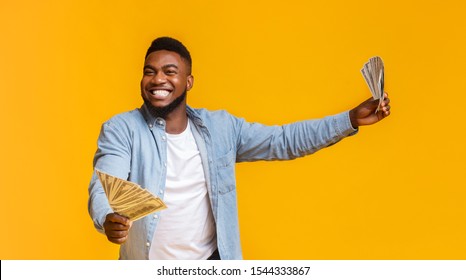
[{"xmin": 1, "ymin": 0, "xmax": 465, "ymax": 259}]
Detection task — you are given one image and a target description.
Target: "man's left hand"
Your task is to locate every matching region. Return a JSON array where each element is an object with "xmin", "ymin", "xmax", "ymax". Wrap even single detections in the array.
[{"xmin": 349, "ymin": 92, "xmax": 391, "ymax": 128}]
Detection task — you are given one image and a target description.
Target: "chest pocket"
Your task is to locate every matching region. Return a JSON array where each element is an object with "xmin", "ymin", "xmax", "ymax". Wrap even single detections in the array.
[{"xmin": 216, "ymin": 149, "xmax": 236, "ymax": 195}]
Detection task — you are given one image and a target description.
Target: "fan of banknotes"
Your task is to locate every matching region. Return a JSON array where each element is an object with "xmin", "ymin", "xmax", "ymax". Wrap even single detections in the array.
[
  {"xmin": 96, "ymin": 169, "xmax": 167, "ymax": 221},
  {"xmin": 361, "ymin": 56, "xmax": 384, "ymax": 112}
]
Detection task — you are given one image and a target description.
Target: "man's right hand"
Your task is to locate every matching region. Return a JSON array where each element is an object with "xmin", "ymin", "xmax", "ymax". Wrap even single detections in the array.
[{"xmin": 103, "ymin": 213, "xmax": 132, "ymax": 244}]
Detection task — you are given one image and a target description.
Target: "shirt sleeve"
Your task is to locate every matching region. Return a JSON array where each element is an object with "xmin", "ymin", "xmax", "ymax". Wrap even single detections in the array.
[
  {"xmin": 235, "ymin": 111, "xmax": 358, "ymax": 162},
  {"xmin": 88, "ymin": 119, "xmax": 132, "ymax": 232}
]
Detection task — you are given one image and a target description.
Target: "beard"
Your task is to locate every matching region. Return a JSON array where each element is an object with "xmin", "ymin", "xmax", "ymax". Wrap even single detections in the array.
[{"xmin": 143, "ymin": 89, "xmax": 187, "ymax": 119}]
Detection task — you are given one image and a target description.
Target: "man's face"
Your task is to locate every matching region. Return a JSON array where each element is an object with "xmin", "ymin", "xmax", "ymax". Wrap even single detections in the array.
[{"xmin": 140, "ymin": 50, "xmax": 193, "ymax": 114}]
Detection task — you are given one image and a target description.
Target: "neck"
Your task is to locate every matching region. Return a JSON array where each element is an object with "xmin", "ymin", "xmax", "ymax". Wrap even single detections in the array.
[{"xmin": 164, "ymin": 104, "xmax": 188, "ymax": 134}]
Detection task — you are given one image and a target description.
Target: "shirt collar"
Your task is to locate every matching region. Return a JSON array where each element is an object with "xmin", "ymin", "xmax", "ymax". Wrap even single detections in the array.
[{"xmin": 139, "ymin": 103, "xmax": 205, "ymax": 129}]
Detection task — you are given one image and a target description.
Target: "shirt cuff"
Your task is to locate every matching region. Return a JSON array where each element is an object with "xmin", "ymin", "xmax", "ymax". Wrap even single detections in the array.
[{"xmin": 334, "ymin": 111, "xmax": 358, "ymax": 137}]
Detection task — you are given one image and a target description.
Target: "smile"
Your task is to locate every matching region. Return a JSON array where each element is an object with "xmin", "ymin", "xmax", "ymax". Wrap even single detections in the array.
[{"xmin": 150, "ymin": 90, "xmax": 171, "ymax": 98}]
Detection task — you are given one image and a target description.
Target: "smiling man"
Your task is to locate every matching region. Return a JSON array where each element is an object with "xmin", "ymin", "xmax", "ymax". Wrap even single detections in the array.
[{"xmin": 88, "ymin": 37, "xmax": 391, "ymax": 260}]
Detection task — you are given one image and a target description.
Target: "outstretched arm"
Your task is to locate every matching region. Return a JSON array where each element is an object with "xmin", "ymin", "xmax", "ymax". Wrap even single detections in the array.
[{"xmin": 349, "ymin": 93, "xmax": 391, "ymax": 128}]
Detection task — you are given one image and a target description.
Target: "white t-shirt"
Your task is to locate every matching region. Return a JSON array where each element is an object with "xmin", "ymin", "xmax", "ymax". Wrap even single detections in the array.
[{"xmin": 149, "ymin": 122, "xmax": 217, "ymax": 259}]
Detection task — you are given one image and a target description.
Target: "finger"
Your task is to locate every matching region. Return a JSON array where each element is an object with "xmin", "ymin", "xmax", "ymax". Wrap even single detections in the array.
[
  {"xmin": 382, "ymin": 98, "xmax": 390, "ymax": 106},
  {"xmin": 106, "ymin": 229, "xmax": 129, "ymax": 239},
  {"xmin": 106, "ymin": 213, "xmax": 131, "ymax": 226},
  {"xmin": 105, "ymin": 227, "xmax": 129, "ymax": 244},
  {"xmin": 364, "ymin": 97, "xmax": 380, "ymax": 109},
  {"xmin": 381, "ymin": 104, "xmax": 391, "ymax": 116},
  {"xmin": 107, "ymin": 235, "xmax": 128, "ymax": 245},
  {"xmin": 383, "ymin": 92, "xmax": 389, "ymax": 99},
  {"xmin": 104, "ymin": 220, "xmax": 131, "ymax": 231}
]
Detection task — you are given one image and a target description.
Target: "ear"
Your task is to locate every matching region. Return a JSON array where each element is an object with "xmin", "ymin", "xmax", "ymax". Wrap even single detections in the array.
[{"xmin": 186, "ymin": 75, "xmax": 194, "ymax": 91}]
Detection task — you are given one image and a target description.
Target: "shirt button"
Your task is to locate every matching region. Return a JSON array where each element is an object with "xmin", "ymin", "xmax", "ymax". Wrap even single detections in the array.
[
  {"xmin": 149, "ymin": 124, "xmax": 153, "ymax": 128},
  {"xmin": 161, "ymin": 136, "xmax": 166, "ymax": 141},
  {"xmin": 146, "ymin": 242, "xmax": 150, "ymax": 247},
  {"xmin": 153, "ymin": 214, "xmax": 158, "ymax": 219},
  {"xmin": 157, "ymin": 120, "xmax": 163, "ymax": 125},
  {"xmin": 164, "ymin": 162, "xmax": 167, "ymax": 167},
  {"xmin": 159, "ymin": 190, "xmax": 164, "ymax": 194}
]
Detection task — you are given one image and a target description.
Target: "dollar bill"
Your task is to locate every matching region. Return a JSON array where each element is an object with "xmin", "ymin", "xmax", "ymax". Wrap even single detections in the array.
[
  {"xmin": 361, "ymin": 56, "xmax": 384, "ymax": 112},
  {"xmin": 96, "ymin": 169, "xmax": 167, "ymax": 221}
]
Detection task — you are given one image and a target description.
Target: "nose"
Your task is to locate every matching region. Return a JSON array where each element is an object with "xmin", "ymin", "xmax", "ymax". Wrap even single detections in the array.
[{"xmin": 151, "ymin": 71, "xmax": 167, "ymax": 84}]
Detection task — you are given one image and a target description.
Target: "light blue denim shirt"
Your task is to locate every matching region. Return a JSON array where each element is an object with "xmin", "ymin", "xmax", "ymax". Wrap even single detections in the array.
[{"xmin": 88, "ymin": 104, "xmax": 357, "ymax": 260}]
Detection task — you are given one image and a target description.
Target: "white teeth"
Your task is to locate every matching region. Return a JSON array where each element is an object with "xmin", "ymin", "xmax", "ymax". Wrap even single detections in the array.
[{"xmin": 151, "ymin": 90, "xmax": 170, "ymax": 97}]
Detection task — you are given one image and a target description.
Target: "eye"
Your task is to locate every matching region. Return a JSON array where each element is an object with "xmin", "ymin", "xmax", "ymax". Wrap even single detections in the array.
[
  {"xmin": 144, "ymin": 69, "xmax": 155, "ymax": 75},
  {"xmin": 143, "ymin": 66, "xmax": 155, "ymax": 76},
  {"xmin": 165, "ymin": 69, "xmax": 177, "ymax": 75}
]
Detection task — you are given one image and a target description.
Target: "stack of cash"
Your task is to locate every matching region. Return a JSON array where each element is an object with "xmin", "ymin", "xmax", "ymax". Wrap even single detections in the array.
[
  {"xmin": 361, "ymin": 56, "xmax": 385, "ymax": 112},
  {"xmin": 96, "ymin": 169, "xmax": 167, "ymax": 221}
]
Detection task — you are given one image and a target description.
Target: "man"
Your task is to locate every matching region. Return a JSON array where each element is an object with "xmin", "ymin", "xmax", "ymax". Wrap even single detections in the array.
[{"xmin": 88, "ymin": 37, "xmax": 391, "ymax": 260}]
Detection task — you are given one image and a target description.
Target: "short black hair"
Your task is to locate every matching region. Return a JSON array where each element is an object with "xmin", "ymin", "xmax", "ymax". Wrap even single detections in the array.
[{"xmin": 145, "ymin": 37, "xmax": 192, "ymax": 74}]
